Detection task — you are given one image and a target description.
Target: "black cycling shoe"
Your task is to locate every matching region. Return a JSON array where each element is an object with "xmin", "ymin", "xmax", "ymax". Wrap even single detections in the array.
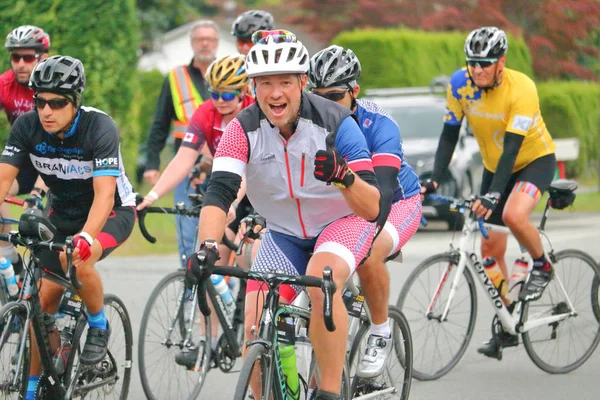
[
  {"xmin": 519, "ymin": 265, "xmax": 554, "ymax": 302},
  {"xmin": 80, "ymin": 322, "xmax": 111, "ymax": 365},
  {"xmin": 477, "ymin": 332, "xmax": 518, "ymax": 360},
  {"xmin": 175, "ymin": 344, "xmax": 215, "ymax": 370}
]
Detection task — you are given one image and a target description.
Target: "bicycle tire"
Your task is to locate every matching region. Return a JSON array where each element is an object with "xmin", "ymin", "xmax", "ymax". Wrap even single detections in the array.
[
  {"xmin": 592, "ymin": 269, "xmax": 600, "ymax": 323},
  {"xmin": 348, "ymin": 305, "xmax": 412, "ymax": 400},
  {"xmin": 0, "ymin": 301, "xmax": 30, "ymax": 399},
  {"xmin": 233, "ymin": 343, "xmax": 275, "ymax": 400},
  {"xmin": 522, "ymin": 249, "xmax": 600, "ymax": 374},
  {"xmin": 396, "ymin": 252, "xmax": 477, "ymax": 381},
  {"xmin": 138, "ymin": 270, "xmax": 211, "ymax": 400},
  {"xmin": 64, "ymin": 294, "xmax": 133, "ymax": 399}
]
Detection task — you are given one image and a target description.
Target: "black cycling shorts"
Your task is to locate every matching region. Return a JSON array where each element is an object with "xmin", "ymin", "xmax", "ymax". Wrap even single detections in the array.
[
  {"xmin": 480, "ymin": 153, "xmax": 556, "ymax": 226},
  {"xmin": 38, "ymin": 206, "xmax": 136, "ymax": 275},
  {"xmin": 16, "ymin": 159, "xmax": 38, "ymax": 195}
]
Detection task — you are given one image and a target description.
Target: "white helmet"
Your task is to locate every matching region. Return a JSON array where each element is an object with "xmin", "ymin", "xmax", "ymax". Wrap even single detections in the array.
[
  {"xmin": 464, "ymin": 27, "xmax": 508, "ymax": 59},
  {"xmin": 246, "ymin": 38, "xmax": 309, "ymax": 78}
]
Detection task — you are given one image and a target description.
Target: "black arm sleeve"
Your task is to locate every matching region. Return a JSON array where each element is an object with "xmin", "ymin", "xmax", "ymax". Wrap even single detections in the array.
[
  {"xmin": 145, "ymin": 77, "xmax": 176, "ymax": 171},
  {"xmin": 488, "ymin": 132, "xmax": 525, "ymax": 195},
  {"xmin": 202, "ymin": 171, "xmax": 242, "ymax": 213},
  {"xmin": 373, "ymin": 165, "xmax": 400, "ymax": 227},
  {"xmin": 431, "ymin": 124, "xmax": 461, "ymax": 183},
  {"xmin": 356, "ymin": 169, "xmax": 382, "ymax": 223}
]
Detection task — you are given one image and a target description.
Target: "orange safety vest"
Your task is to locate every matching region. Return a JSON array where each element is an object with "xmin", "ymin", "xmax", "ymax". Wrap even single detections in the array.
[{"xmin": 168, "ymin": 65, "xmax": 203, "ymax": 139}]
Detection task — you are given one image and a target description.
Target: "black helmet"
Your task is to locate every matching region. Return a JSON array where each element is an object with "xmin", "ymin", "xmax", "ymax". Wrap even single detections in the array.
[
  {"xmin": 465, "ymin": 27, "xmax": 508, "ymax": 59},
  {"xmin": 30, "ymin": 55, "xmax": 85, "ymax": 95},
  {"xmin": 5, "ymin": 25, "xmax": 50, "ymax": 52},
  {"xmin": 308, "ymin": 45, "xmax": 361, "ymax": 89},
  {"xmin": 231, "ymin": 10, "xmax": 274, "ymax": 39}
]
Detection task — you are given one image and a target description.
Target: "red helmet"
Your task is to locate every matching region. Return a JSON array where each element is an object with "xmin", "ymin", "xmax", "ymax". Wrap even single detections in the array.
[{"xmin": 5, "ymin": 25, "xmax": 50, "ymax": 52}]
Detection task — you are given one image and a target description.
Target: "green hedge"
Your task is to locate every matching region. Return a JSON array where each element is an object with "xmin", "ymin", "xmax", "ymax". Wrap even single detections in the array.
[
  {"xmin": 538, "ymin": 81, "xmax": 600, "ymax": 177},
  {"xmin": 331, "ymin": 28, "xmax": 533, "ymax": 89},
  {"xmin": 0, "ymin": 0, "xmax": 140, "ymax": 173}
]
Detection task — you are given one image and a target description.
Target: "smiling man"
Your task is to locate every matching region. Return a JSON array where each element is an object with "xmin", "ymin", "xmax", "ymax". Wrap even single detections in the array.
[
  {"xmin": 0, "ymin": 55, "xmax": 136, "ymax": 400},
  {"xmin": 185, "ymin": 30, "xmax": 383, "ymax": 400}
]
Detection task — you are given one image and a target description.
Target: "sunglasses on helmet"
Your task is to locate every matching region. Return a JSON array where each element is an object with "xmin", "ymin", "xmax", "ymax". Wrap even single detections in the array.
[
  {"xmin": 33, "ymin": 95, "xmax": 71, "ymax": 110},
  {"xmin": 311, "ymin": 90, "xmax": 348, "ymax": 102},
  {"xmin": 466, "ymin": 58, "xmax": 498, "ymax": 69},
  {"xmin": 251, "ymin": 29, "xmax": 297, "ymax": 45},
  {"xmin": 10, "ymin": 53, "xmax": 40, "ymax": 63},
  {"xmin": 209, "ymin": 89, "xmax": 240, "ymax": 102}
]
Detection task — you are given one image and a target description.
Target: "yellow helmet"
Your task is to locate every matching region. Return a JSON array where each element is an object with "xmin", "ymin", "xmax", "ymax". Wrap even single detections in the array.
[{"xmin": 206, "ymin": 55, "xmax": 249, "ymax": 90}]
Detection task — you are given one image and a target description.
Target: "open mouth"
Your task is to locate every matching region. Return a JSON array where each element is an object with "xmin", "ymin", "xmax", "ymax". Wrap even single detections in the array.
[{"xmin": 269, "ymin": 103, "xmax": 287, "ymax": 116}]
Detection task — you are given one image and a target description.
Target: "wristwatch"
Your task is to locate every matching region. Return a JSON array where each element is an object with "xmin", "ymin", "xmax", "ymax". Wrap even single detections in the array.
[{"xmin": 333, "ymin": 168, "xmax": 355, "ymax": 189}]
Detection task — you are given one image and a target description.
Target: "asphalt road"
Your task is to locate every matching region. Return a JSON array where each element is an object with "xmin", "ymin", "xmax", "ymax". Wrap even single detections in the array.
[{"xmin": 97, "ymin": 211, "xmax": 600, "ymax": 400}]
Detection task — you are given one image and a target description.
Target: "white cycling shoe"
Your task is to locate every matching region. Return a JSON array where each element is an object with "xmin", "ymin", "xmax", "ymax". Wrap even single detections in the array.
[{"xmin": 356, "ymin": 334, "xmax": 392, "ymax": 378}]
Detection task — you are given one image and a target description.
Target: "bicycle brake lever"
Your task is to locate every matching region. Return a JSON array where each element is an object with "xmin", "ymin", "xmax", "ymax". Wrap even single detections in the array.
[{"xmin": 321, "ymin": 266, "xmax": 336, "ymax": 332}]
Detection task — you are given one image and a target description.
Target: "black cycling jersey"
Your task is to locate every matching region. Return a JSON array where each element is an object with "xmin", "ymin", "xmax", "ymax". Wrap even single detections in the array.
[{"xmin": 0, "ymin": 106, "xmax": 136, "ymax": 219}]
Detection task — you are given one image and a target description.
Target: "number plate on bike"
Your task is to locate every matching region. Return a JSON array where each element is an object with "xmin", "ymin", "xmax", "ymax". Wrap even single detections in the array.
[
  {"xmin": 276, "ymin": 316, "xmax": 295, "ymax": 345},
  {"xmin": 342, "ymin": 290, "xmax": 364, "ymax": 318}
]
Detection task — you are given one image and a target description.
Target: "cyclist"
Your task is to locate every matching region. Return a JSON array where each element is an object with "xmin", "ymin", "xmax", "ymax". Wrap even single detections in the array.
[
  {"xmin": 1, "ymin": 25, "xmax": 51, "ymax": 272},
  {"xmin": 137, "ymin": 54, "xmax": 254, "ymax": 363},
  {"xmin": 231, "ymin": 9, "xmax": 274, "ymax": 55},
  {"xmin": 307, "ymin": 44, "xmax": 422, "ymax": 377},
  {"xmin": 185, "ymin": 30, "xmax": 383, "ymax": 400},
  {"xmin": 143, "ymin": 20, "xmax": 218, "ymax": 269},
  {"xmin": 423, "ymin": 27, "xmax": 556, "ymax": 356},
  {"xmin": 0, "ymin": 55, "xmax": 136, "ymax": 399}
]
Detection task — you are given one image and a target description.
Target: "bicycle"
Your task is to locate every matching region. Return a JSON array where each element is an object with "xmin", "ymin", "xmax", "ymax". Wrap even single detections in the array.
[
  {"xmin": 0, "ymin": 209, "xmax": 133, "ymax": 399},
  {"xmin": 136, "ymin": 193, "xmax": 250, "ymax": 400},
  {"xmin": 396, "ymin": 179, "xmax": 600, "ymax": 380}
]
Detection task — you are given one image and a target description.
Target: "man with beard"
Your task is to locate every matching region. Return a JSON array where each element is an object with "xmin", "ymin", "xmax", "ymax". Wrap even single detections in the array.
[{"xmin": 143, "ymin": 20, "xmax": 218, "ymax": 268}]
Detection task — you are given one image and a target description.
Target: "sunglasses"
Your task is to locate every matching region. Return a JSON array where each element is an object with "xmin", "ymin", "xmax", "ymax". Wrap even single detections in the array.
[
  {"xmin": 466, "ymin": 58, "xmax": 498, "ymax": 68},
  {"xmin": 311, "ymin": 90, "xmax": 348, "ymax": 102},
  {"xmin": 33, "ymin": 95, "xmax": 71, "ymax": 110},
  {"xmin": 209, "ymin": 89, "xmax": 240, "ymax": 102},
  {"xmin": 237, "ymin": 37, "xmax": 253, "ymax": 46},
  {"xmin": 10, "ymin": 53, "xmax": 40, "ymax": 63},
  {"xmin": 251, "ymin": 29, "xmax": 297, "ymax": 45}
]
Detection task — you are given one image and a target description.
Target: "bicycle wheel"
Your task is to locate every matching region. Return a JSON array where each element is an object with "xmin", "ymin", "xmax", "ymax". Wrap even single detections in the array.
[
  {"xmin": 592, "ymin": 271, "xmax": 600, "ymax": 323},
  {"xmin": 138, "ymin": 270, "xmax": 212, "ymax": 400},
  {"xmin": 396, "ymin": 252, "xmax": 477, "ymax": 381},
  {"xmin": 348, "ymin": 306, "xmax": 412, "ymax": 399},
  {"xmin": 522, "ymin": 249, "xmax": 600, "ymax": 373},
  {"xmin": 233, "ymin": 343, "xmax": 275, "ymax": 400},
  {"xmin": 65, "ymin": 294, "xmax": 133, "ymax": 399},
  {"xmin": 0, "ymin": 302, "xmax": 29, "ymax": 399}
]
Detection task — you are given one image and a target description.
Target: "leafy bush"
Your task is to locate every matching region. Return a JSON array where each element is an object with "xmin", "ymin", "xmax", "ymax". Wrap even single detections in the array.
[{"xmin": 332, "ymin": 28, "xmax": 533, "ymax": 89}]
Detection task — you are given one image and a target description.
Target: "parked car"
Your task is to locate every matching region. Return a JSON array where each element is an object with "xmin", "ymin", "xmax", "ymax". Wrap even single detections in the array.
[{"xmin": 363, "ymin": 79, "xmax": 484, "ymax": 230}]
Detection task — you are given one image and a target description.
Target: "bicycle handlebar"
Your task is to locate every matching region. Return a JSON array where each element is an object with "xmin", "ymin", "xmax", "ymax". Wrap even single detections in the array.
[
  {"xmin": 0, "ymin": 232, "xmax": 80, "ymax": 289},
  {"xmin": 200, "ymin": 264, "xmax": 338, "ymax": 332},
  {"xmin": 427, "ymin": 194, "xmax": 489, "ymax": 239}
]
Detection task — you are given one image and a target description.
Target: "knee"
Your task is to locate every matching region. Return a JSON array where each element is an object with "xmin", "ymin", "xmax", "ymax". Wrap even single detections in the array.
[{"xmin": 502, "ymin": 209, "xmax": 525, "ymax": 230}]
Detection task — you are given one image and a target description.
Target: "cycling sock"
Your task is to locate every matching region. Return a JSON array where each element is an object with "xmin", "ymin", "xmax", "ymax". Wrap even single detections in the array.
[
  {"xmin": 211, "ymin": 337, "xmax": 218, "ymax": 351},
  {"xmin": 314, "ymin": 389, "xmax": 341, "ymax": 399},
  {"xmin": 26, "ymin": 375, "xmax": 40, "ymax": 400},
  {"xmin": 88, "ymin": 307, "xmax": 107, "ymax": 330},
  {"xmin": 532, "ymin": 255, "xmax": 551, "ymax": 271},
  {"xmin": 369, "ymin": 321, "xmax": 391, "ymax": 338}
]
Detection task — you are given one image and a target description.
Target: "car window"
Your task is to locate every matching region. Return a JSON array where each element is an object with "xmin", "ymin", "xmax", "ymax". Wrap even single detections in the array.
[{"xmin": 384, "ymin": 105, "xmax": 445, "ymax": 139}]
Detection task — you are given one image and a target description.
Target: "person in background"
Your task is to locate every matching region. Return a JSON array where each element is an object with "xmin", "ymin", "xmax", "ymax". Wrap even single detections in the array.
[
  {"xmin": 143, "ymin": 20, "xmax": 219, "ymax": 268},
  {"xmin": 231, "ymin": 10, "xmax": 274, "ymax": 55}
]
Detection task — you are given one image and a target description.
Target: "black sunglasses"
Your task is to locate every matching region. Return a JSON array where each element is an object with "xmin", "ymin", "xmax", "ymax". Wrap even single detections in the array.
[
  {"xmin": 10, "ymin": 53, "xmax": 40, "ymax": 63},
  {"xmin": 466, "ymin": 58, "xmax": 498, "ymax": 68},
  {"xmin": 33, "ymin": 96, "xmax": 71, "ymax": 110},
  {"xmin": 311, "ymin": 90, "xmax": 348, "ymax": 102}
]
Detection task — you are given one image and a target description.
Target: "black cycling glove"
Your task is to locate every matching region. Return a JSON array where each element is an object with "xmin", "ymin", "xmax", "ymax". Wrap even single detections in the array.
[
  {"xmin": 421, "ymin": 179, "xmax": 437, "ymax": 195},
  {"xmin": 185, "ymin": 239, "xmax": 220, "ymax": 289},
  {"xmin": 314, "ymin": 149, "xmax": 355, "ymax": 188},
  {"xmin": 477, "ymin": 192, "xmax": 501, "ymax": 213}
]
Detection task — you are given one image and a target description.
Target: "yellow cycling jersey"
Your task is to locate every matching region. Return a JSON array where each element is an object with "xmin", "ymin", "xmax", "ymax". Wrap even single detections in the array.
[{"xmin": 443, "ymin": 67, "xmax": 555, "ymax": 173}]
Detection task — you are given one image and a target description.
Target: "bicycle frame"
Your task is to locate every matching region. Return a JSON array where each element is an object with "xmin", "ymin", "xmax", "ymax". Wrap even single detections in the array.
[{"xmin": 431, "ymin": 215, "xmax": 576, "ymax": 336}]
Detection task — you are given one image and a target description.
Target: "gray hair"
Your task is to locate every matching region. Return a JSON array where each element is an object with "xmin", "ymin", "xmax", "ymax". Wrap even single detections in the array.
[{"xmin": 189, "ymin": 20, "xmax": 220, "ymax": 38}]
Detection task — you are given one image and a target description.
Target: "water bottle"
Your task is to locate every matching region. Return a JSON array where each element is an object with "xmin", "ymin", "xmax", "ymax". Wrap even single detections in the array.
[
  {"xmin": 0, "ymin": 257, "xmax": 18, "ymax": 297},
  {"xmin": 211, "ymin": 274, "xmax": 234, "ymax": 314},
  {"xmin": 483, "ymin": 257, "xmax": 509, "ymax": 305},
  {"xmin": 508, "ymin": 257, "xmax": 530, "ymax": 302},
  {"xmin": 54, "ymin": 317, "xmax": 75, "ymax": 376},
  {"xmin": 295, "ymin": 327, "xmax": 312, "ymax": 382},
  {"xmin": 279, "ymin": 343, "xmax": 300, "ymax": 400},
  {"xmin": 183, "ymin": 288, "xmax": 195, "ymax": 323}
]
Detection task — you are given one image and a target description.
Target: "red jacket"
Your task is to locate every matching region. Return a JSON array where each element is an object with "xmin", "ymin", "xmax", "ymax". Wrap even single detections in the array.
[{"xmin": 0, "ymin": 69, "xmax": 35, "ymax": 125}]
